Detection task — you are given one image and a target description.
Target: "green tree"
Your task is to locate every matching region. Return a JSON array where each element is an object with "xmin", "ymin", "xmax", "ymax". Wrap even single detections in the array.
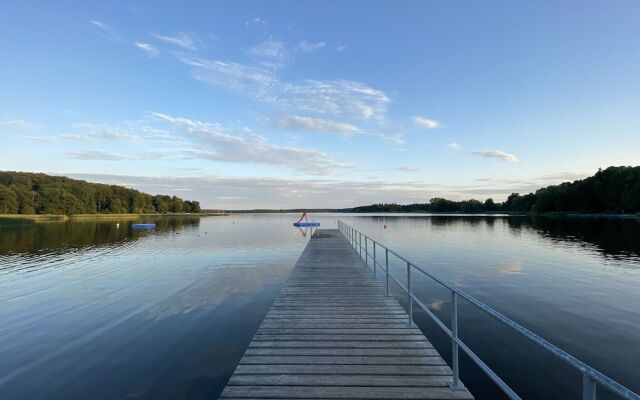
[{"xmin": 0, "ymin": 187, "xmax": 19, "ymax": 214}]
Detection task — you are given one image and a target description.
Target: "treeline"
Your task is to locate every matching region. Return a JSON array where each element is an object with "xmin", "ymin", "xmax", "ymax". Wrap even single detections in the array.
[
  {"xmin": 0, "ymin": 171, "xmax": 201, "ymax": 215},
  {"xmin": 352, "ymin": 166, "xmax": 640, "ymax": 214}
]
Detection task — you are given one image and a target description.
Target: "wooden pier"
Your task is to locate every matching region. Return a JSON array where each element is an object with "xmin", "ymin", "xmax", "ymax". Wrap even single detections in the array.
[{"xmin": 220, "ymin": 229, "xmax": 473, "ymax": 399}]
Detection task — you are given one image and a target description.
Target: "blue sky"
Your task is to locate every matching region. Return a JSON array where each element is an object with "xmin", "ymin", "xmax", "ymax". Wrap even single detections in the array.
[{"xmin": 1, "ymin": 1, "xmax": 639, "ymax": 208}]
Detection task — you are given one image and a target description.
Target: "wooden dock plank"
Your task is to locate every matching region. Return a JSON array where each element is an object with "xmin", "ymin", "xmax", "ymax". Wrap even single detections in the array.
[{"xmin": 219, "ymin": 229, "xmax": 473, "ymax": 400}]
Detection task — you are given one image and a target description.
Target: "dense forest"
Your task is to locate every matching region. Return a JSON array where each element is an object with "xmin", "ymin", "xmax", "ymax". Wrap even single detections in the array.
[
  {"xmin": 0, "ymin": 171, "xmax": 201, "ymax": 215},
  {"xmin": 351, "ymin": 166, "xmax": 640, "ymax": 214}
]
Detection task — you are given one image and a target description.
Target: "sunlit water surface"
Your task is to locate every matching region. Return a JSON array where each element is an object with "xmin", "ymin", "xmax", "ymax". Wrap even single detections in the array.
[{"xmin": 0, "ymin": 214, "xmax": 638, "ymax": 399}]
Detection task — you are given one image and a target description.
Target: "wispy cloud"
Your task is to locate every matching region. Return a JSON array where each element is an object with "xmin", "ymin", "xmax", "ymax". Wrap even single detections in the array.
[
  {"xmin": 90, "ymin": 20, "xmax": 122, "ymax": 41},
  {"xmin": 413, "ymin": 116, "xmax": 439, "ymax": 129},
  {"xmin": 248, "ymin": 39, "xmax": 289, "ymax": 69},
  {"xmin": 472, "ymin": 150, "xmax": 520, "ymax": 162},
  {"xmin": 175, "ymin": 53, "xmax": 273, "ymax": 90},
  {"xmin": 29, "ymin": 123, "xmax": 137, "ymax": 142},
  {"xmin": 152, "ymin": 32, "xmax": 200, "ymax": 51},
  {"xmin": 0, "ymin": 118, "xmax": 40, "ymax": 131},
  {"xmin": 376, "ymin": 131, "xmax": 405, "ymax": 145},
  {"xmin": 448, "ymin": 142, "xmax": 461, "ymax": 150},
  {"xmin": 66, "ymin": 150, "xmax": 162, "ymax": 161},
  {"xmin": 335, "ymin": 44, "xmax": 347, "ymax": 52},
  {"xmin": 152, "ymin": 112, "xmax": 351, "ymax": 175},
  {"xmin": 134, "ymin": 42, "xmax": 159, "ymax": 57},
  {"xmin": 298, "ymin": 40, "xmax": 326, "ymax": 53},
  {"xmin": 174, "ymin": 53, "xmax": 390, "ymax": 120},
  {"xmin": 66, "ymin": 150, "xmax": 127, "ymax": 160},
  {"xmin": 249, "ymin": 39, "xmax": 287, "ymax": 59},
  {"xmin": 245, "ymin": 17, "xmax": 266, "ymax": 27},
  {"xmin": 61, "ymin": 173, "xmax": 445, "ymax": 209},
  {"xmin": 395, "ymin": 166, "xmax": 421, "ymax": 172},
  {"xmin": 64, "ymin": 169, "xmax": 590, "ymax": 209},
  {"xmin": 275, "ymin": 115, "xmax": 360, "ymax": 134}
]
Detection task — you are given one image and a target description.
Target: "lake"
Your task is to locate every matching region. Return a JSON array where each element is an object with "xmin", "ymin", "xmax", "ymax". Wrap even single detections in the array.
[{"xmin": 0, "ymin": 214, "xmax": 639, "ymax": 399}]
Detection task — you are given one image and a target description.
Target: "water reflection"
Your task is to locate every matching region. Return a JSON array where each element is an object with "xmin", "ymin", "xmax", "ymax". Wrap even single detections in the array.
[
  {"xmin": 0, "ymin": 217, "xmax": 201, "ymax": 255},
  {"xmin": 0, "ymin": 214, "xmax": 638, "ymax": 400}
]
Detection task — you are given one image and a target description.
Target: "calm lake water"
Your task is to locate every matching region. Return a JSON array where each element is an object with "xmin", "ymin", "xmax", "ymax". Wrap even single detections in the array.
[{"xmin": 0, "ymin": 214, "xmax": 639, "ymax": 399}]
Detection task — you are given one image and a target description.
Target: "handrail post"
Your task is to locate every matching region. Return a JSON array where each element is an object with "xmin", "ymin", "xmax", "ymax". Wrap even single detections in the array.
[
  {"xmin": 385, "ymin": 249, "xmax": 389, "ymax": 296},
  {"xmin": 359, "ymin": 232, "xmax": 362, "ymax": 257},
  {"xmin": 373, "ymin": 242, "xmax": 377, "ymax": 278},
  {"xmin": 407, "ymin": 261, "xmax": 413, "ymax": 327},
  {"xmin": 583, "ymin": 373, "xmax": 596, "ymax": 400},
  {"xmin": 365, "ymin": 237, "xmax": 368, "ymax": 268},
  {"xmin": 450, "ymin": 292, "xmax": 461, "ymax": 390}
]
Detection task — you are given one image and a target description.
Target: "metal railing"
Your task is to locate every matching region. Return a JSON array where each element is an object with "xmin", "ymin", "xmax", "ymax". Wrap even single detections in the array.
[{"xmin": 337, "ymin": 220, "xmax": 640, "ymax": 400}]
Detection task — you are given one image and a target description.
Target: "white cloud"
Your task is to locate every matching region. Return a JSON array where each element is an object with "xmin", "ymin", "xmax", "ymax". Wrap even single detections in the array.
[
  {"xmin": 151, "ymin": 112, "xmax": 351, "ymax": 175},
  {"xmin": 248, "ymin": 39, "xmax": 289, "ymax": 69},
  {"xmin": 152, "ymin": 32, "xmax": 200, "ymax": 51},
  {"xmin": 66, "ymin": 150, "xmax": 127, "ymax": 160},
  {"xmin": 90, "ymin": 20, "xmax": 122, "ymax": 41},
  {"xmin": 413, "ymin": 116, "xmax": 439, "ymax": 129},
  {"xmin": 448, "ymin": 142, "xmax": 461, "ymax": 150},
  {"xmin": 66, "ymin": 150, "xmax": 162, "ymax": 161},
  {"xmin": 245, "ymin": 17, "xmax": 266, "ymax": 26},
  {"xmin": 472, "ymin": 150, "xmax": 520, "ymax": 162},
  {"xmin": 395, "ymin": 166, "xmax": 421, "ymax": 172},
  {"xmin": 64, "ymin": 170, "xmax": 569, "ymax": 209},
  {"xmin": 335, "ymin": 45, "xmax": 347, "ymax": 52},
  {"xmin": 174, "ymin": 53, "xmax": 390, "ymax": 120},
  {"xmin": 175, "ymin": 53, "xmax": 274, "ymax": 90},
  {"xmin": 73, "ymin": 123, "xmax": 137, "ymax": 140},
  {"xmin": 134, "ymin": 42, "xmax": 159, "ymax": 57},
  {"xmin": 0, "ymin": 118, "xmax": 40, "ymax": 131},
  {"xmin": 249, "ymin": 39, "xmax": 287, "ymax": 59},
  {"xmin": 376, "ymin": 131, "xmax": 405, "ymax": 145},
  {"xmin": 275, "ymin": 115, "xmax": 360, "ymax": 134},
  {"xmin": 298, "ymin": 40, "xmax": 326, "ymax": 53},
  {"xmin": 29, "ymin": 123, "xmax": 137, "ymax": 142}
]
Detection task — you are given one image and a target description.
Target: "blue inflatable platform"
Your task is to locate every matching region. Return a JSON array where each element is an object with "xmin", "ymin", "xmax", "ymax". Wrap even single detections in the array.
[
  {"xmin": 132, "ymin": 223, "xmax": 156, "ymax": 229},
  {"xmin": 293, "ymin": 222, "xmax": 320, "ymax": 227}
]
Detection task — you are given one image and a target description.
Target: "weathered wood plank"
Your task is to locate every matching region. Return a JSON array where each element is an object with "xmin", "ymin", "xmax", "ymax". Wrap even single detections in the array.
[
  {"xmin": 243, "ymin": 348, "xmax": 439, "ymax": 356},
  {"xmin": 252, "ymin": 334, "xmax": 429, "ymax": 341},
  {"xmin": 239, "ymin": 355, "xmax": 448, "ymax": 365},
  {"xmin": 256, "ymin": 328, "xmax": 422, "ymax": 335},
  {"xmin": 248, "ymin": 340, "xmax": 434, "ymax": 349},
  {"xmin": 232, "ymin": 364, "xmax": 453, "ymax": 376},
  {"xmin": 219, "ymin": 386, "xmax": 473, "ymax": 399},
  {"xmin": 228, "ymin": 374, "xmax": 454, "ymax": 387}
]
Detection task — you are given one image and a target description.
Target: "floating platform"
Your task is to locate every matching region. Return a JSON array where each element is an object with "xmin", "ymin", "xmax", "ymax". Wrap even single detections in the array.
[
  {"xmin": 131, "ymin": 223, "xmax": 156, "ymax": 229},
  {"xmin": 293, "ymin": 222, "xmax": 320, "ymax": 227},
  {"xmin": 219, "ymin": 229, "xmax": 473, "ymax": 399}
]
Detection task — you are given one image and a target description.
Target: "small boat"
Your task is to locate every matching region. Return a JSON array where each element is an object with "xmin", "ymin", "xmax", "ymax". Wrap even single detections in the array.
[
  {"xmin": 132, "ymin": 223, "xmax": 156, "ymax": 229},
  {"xmin": 293, "ymin": 212, "xmax": 320, "ymax": 227}
]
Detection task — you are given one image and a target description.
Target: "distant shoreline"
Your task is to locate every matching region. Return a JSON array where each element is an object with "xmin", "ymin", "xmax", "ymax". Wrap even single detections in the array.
[
  {"xmin": 0, "ymin": 212, "xmax": 228, "ymax": 223},
  {"xmin": 217, "ymin": 210, "xmax": 640, "ymax": 219}
]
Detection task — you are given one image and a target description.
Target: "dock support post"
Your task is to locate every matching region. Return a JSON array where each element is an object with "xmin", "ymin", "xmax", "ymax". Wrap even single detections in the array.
[
  {"xmin": 582, "ymin": 373, "xmax": 596, "ymax": 400},
  {"xmin": 450, "ymin": 292, "xmax": 461, "ymax": 390},
  {"xmin": 407, "ymin": 261, "xmax": 413, "ymax": 327},
  {"xmin": 385, "ymin": 249, "xmax": 389, "ymax": 296}
]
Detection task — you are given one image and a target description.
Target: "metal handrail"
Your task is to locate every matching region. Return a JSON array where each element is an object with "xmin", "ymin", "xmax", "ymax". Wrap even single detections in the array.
[{"xmin": 337, "ymin": 220, "xmax": 640, "ymax": 400}]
